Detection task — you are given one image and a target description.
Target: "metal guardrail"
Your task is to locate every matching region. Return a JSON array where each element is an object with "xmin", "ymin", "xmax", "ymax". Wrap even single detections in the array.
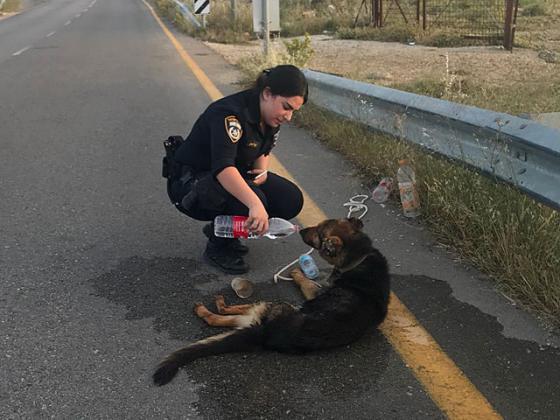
[
  {"xmin": 172, "ymin": 0, "xmax": 201, "ymax": 28},
  {"xmin": 303, "ymin": 69, "xmax": 560, "ymax": 211}
]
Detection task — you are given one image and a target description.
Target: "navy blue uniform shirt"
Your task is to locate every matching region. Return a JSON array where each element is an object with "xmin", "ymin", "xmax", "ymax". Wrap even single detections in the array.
[{"xmin": 175, "ymin": 89, "xmax": 280, "ymax": 177}]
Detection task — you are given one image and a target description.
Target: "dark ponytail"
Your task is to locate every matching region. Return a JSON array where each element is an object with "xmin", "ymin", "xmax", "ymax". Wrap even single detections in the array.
[{"xmin": 253, "ymin": 65, "xmax": 309, "ymax": 104}]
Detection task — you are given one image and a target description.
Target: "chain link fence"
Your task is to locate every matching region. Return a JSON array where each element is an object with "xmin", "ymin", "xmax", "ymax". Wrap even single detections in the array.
[{"xmin": 354, "ymin": 0, "xmax": 518, "ymax": 47}]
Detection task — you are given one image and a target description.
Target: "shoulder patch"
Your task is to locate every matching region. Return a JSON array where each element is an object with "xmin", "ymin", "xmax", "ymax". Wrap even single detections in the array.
[{"xmin": 224, "ymin": 116, "xmax": 243, "ymax": 143}]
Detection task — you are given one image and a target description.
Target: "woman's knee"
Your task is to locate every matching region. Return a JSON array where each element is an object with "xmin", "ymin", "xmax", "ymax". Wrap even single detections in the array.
[
  {"xmin": 284, "ymin": 186, "xmax": 304, "ymax": 219},
  {"xmin": 262, "ymin": 173, "xmax": 304, "ymax": 219}
]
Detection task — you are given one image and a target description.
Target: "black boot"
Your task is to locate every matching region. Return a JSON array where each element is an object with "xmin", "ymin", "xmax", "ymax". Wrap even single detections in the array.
[
  {"xmin": 203, "ymin": 223, "xmax": 249, "ymax": 256},
  {"xmin": 203, "ymin": 240, "xmax": 249, "ymax": 274}
]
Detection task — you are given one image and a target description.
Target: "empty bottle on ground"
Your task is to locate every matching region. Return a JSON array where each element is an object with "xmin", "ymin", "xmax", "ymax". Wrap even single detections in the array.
[
  {"xmin": 299, "ymin": 254, "xmax": 319, "ymax": 279},
  {"xmin": 372, "ymin": 177, "xmax": 393, "ymax": 203}
]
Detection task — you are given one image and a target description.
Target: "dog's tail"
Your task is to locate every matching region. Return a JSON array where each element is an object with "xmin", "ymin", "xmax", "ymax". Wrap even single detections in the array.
[{"xmin": 153, "ymin": 327, "xmax": 263, "ymax": 386}]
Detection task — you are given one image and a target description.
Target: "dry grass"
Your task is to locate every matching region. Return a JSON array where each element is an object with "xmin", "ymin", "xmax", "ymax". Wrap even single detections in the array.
[
  {"xmin": 393, "ymin": 77, "xmax": 560, "ymax": 115},
  {"xmin": 0, "ymin": 0, "xmax": 21, "ymax": 13},
  {"xmin": 516, "ymin": 1, "xmax": 560, "ymax": 52}
]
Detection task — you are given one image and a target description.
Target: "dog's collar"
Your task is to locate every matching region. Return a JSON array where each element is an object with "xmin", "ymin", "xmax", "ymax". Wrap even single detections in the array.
[{"xmin": 336, "ymin": 253, "xmax": 374, "ymax": 273}]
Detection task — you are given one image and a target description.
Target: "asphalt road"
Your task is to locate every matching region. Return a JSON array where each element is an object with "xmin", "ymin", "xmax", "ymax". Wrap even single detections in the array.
[{"xmin": 1, "ymin": 0, "xmax": 559, "ymax": 418}]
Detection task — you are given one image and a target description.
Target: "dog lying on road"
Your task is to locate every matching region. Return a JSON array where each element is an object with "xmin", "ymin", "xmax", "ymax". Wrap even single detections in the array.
[{"xmin": 153, "ymin": 217, "xmax": 391, "ymax": 386}]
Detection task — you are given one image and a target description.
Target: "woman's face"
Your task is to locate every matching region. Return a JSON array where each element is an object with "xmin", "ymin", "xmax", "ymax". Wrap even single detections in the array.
[{"xmin": 260, "ymin": 88, "xmax": 305, "ymax": 128}]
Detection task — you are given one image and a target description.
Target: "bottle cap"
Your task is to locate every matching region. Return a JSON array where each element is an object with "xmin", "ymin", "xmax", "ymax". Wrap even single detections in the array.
[{"xmin": 231, "ymin": 277, "xmax": 254, "ymax": 299}]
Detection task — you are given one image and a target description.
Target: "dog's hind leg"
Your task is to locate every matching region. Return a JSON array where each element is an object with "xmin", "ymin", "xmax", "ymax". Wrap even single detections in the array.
[
  {"xmin": 215, "ymin": 295, "xmax": 253, "ymax": 315},
  {"xmin": 290, "ymin": 268, "xmax": 321, "ymax": 300}
]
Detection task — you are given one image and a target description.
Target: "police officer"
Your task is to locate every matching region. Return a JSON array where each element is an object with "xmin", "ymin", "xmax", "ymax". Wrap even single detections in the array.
[{"xmin": 168, "ymin": 65, "xmax": 308, "ymax": 274}]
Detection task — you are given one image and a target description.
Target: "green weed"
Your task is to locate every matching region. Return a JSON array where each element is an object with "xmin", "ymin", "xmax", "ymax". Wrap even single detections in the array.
[
  {"xmin": 234, "ymin": 35, "xmax": 314, "ymax": 87},
  {"xmin": 283, "ymin": 33, "xmax": 315, "ymax": 67}
]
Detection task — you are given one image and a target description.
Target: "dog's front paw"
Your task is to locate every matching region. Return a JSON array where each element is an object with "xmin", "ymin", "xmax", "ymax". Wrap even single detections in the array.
[
  {"xmin": 214, "ymin": 295, "xmax": 226, "ymax": 313},
  {"xmin": 193, "ymin": 302, "xmax": 211, "ymax": 318},
  {"xmin": 290, "ymin": 268, "xmax": 306, "ymax": 282}
]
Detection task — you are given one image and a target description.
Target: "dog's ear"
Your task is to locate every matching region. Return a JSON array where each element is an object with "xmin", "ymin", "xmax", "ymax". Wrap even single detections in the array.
[
  {"xmin": 300, "ymin": 227, "xmax": 321, "ymax": 249},
  {"xmin": 347, "ymin": 217, "xmax": 363, "ymax": 231},
  {"xmin": 321, "ymin": 236, "xmax": 343, "ymax": 257}
]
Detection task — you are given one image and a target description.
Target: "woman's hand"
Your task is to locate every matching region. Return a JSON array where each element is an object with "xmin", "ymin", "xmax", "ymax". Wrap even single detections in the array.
[
  {"xmin": 215, "ymin": 166, "xmax": 269, "ymax": 234},
  {"xmin": 246, "ymin": 203, "xmax": 269, "ymax": 235}
]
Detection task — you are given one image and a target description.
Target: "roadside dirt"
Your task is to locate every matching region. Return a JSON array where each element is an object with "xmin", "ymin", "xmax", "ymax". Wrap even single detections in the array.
[
  {"xmin": 206, "ymin": 34, "xmax": 559, "ymax": 89},
  {"xmin": 0, "ymin": 0, "xmax": 46, "ymax": 18}
]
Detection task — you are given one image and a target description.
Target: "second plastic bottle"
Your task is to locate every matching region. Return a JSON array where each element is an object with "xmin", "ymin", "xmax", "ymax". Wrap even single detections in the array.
[{"xmin": 397, "ymin": 159, "xmax": 421, "ymax": 218}]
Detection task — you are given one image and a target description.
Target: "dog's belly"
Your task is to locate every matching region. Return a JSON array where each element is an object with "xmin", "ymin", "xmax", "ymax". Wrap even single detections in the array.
[
  {"xmin": 234, "ymin": 302, "xmax": 270, "ymax": 328},
  {"xmin": 297, "ymin": 312, "xmax": 372, "ymax": 350}
]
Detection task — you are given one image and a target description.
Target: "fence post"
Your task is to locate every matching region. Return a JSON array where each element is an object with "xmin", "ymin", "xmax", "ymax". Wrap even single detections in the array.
[
  {"xmin": 231, "ymin": 0, "xmax": 237, "ymax": 22},
  {"xmin": 262, "ymin": 0, "xmax": 270, "ymax": 57},
  {"xmin": 504, "ymin": 0, "xmax": 515, "ymax": 51},
  {"xmin": 422, "ymin": 0, "xmax": 426, "ymax": 30}
]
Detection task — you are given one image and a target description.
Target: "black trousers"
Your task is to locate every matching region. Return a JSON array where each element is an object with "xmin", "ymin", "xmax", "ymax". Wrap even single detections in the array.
[{"xmin": 170, "ymin": 172, "xmax": 304, "ymax": 223}]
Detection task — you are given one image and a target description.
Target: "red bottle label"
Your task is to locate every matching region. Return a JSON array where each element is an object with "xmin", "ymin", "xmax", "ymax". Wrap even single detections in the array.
[{"xmin": 232, "ymin": 216, "xmax": 249, "ymax": 238}]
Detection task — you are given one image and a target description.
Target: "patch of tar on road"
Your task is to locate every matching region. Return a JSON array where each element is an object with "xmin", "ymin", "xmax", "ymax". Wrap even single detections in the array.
[{"xmin": 392, "ymin": 274, "xmax": 560, "ymax": 420}]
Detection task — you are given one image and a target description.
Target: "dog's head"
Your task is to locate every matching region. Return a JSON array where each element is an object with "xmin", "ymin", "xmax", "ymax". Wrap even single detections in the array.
[{"xmin": 299, "ymin": 218, "xmax": 370, "ymax": 268}]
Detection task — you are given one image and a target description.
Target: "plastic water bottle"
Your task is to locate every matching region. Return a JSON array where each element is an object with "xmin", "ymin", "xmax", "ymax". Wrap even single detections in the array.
[
  {"xmin": 298, "ymin": 254, "xmax": 319, "ymax": 279},
  {"xmin": 372, "ymin": 177, "xmax": 393, "ymax": 203},
  {"xmin": 214, "ymin": 215, "xmax": 300, "ymax": 239},
  {"xmin": 397, "ymin": 159, "xmax": 421, "ymax": 218}
]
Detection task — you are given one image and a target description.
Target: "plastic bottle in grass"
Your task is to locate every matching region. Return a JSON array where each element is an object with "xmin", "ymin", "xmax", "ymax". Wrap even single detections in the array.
[{"xmin": 397, "ymin": 159, "xmax": 420, "ymax": 218}]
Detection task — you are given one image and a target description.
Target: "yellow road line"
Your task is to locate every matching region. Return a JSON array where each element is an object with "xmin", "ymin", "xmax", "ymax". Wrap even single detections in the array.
[
  {"xmin": 143, "ymin": 2, "xmax": 502, "ymax": 418},
  {"xmin": 143, "ymin": 1, "xmax": 222, "ymax": 102}
]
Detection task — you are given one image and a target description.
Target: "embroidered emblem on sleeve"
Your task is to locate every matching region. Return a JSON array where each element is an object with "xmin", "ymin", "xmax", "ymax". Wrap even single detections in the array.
[{"xmin": 224, "ymin": 116, "xmax": 243, "ymax": 143}]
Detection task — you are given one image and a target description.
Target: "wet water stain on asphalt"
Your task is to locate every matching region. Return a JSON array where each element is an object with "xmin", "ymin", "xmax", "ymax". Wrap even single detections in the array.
[
  {"xmin": 91, "ymin": 257, "xmax": 442, "ymax": 419},
  {"xmin": 90, "ymin": 256, "xmax": 224, "ymax": 340}
]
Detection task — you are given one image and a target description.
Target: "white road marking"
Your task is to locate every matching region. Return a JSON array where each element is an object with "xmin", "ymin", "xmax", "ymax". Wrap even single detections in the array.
[
  {"xmin": 12, "ymin": 46, "xmax": 31, "ymax": 56},
  {"xmin": 46, "ymin": 31, "xmax": 56, "ymax": 38},
  {"xmin": 64, "ymin": 20, "xmax": 71, "ymax": 26},
  {"xmin": 75, "ymin": 13, "xmax": 81, "ymax": 18}
]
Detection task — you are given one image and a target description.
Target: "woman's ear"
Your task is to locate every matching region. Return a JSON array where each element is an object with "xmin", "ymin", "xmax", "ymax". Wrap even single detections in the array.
[{"xmin": 261, "ymin": 86, "xmax": 272, "ymax": 101}]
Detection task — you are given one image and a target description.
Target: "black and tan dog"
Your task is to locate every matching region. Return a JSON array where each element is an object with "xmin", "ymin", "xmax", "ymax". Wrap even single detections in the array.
[{"xmin": 153, "ymin": 217, "xmax": 390, "ymax": 386}]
